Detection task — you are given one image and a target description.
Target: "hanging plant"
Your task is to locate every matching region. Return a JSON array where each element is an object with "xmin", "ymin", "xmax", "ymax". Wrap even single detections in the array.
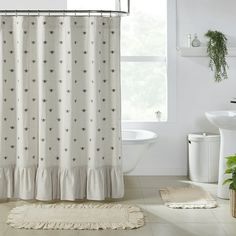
[{"xmin": 205, "ymin": 30, "xmax": 228, "ymax": 82}]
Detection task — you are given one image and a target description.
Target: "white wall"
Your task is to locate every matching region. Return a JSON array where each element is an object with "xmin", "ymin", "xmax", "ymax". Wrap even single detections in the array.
[
  {"xmin": 1, "ymin": 0, "xmax": 236, "ymax": 176},
  {"xmin": 0, "ymin": 0, "xmax": 66, "ymax": 10},
  {"xmin": 124, "ymin": 0, "xmax": 236, "ymax": 176}
]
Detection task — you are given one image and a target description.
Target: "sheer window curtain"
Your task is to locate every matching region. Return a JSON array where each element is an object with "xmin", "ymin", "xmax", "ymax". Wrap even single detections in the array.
[{"xmin": 0, "ymin": 15, "xmax": 124, "ymax": 201}]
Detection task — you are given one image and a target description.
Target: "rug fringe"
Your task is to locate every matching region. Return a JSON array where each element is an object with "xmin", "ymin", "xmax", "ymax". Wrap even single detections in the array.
[
  {"xmin": 164, "ymin": 202, "xmax": 217, "ymax": 209},
  {"xmin": 160, "ymin": 187, "xmax": 217, "ymax": 209}
]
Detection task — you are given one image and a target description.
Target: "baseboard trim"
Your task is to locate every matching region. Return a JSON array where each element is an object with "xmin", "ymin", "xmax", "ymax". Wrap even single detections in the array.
[{"xmin": 125, "ymin": 168, "xmax": 187, "ymax": 176}]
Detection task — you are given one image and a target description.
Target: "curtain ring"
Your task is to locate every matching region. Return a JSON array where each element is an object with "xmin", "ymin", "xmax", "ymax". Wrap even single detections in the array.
[
  {"xmin": 27, "ymin": 10, "xmax": 29, "ymax": 16},
  {"xmin": 5, "ymin": 10, "xmax": 7, "ymax": 16},
  {"xmin": 15, "ymin": 10, "xmax": 17, "ymax": 17},
  {"xmin": 38, "ymin": 10, "xmax": 40, "ymax": 16},
  {"xmin": 89, "ymin": 10, "xmax": 90, "ymax": 17},
  {"xmin": 110, "ymin": 11, "xmax": 112, "ymax": 18}
]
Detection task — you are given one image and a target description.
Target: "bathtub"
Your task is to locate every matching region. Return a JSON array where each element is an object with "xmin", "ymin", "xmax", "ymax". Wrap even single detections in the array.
[{"xmin": 122, "ymin": 129, "xmax": 158, "ymax": 174}]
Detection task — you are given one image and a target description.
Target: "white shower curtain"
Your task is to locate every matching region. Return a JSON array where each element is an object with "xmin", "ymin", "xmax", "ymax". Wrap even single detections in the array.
[{"xmin": 0, "ymin": 15, "xmax": 124, "ymax": 201}]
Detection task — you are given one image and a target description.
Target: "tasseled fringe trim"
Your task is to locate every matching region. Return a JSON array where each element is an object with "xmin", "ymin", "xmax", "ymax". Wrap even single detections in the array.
[
  {"xmin": 163, "ymin": 202, "xmax": 217, "ymax": 209},
  {"xmin": 160, "ymin": 188, "xmax": 217, "ymax": 209}
]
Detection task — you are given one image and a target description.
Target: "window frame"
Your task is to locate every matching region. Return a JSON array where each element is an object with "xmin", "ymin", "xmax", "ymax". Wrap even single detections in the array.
[{"xmin": 121, "ymin": 0, "xmax": 177, "ymax": 123}]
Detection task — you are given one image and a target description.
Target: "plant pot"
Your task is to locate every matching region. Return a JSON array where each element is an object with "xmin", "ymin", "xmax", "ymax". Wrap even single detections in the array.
[{"xmin": 230, "ymin": 189, "xmax": 236, "ymax": 217}]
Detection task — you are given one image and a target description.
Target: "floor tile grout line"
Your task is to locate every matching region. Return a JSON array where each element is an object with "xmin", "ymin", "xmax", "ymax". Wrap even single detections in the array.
[
  {"xmin": 221, "ymin": 223, "xmax": 231, "ymax": 236},
  {"xmin": 209, "ymin": 208, "xmax": 222, "ymax": 223},
  {"xmin": 1, "ymin": 176, "xmax": 235, "ymax": 236}
]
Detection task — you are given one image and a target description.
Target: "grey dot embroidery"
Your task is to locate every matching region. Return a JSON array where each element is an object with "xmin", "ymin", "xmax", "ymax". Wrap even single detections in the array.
[{"xmin": 0, "ymin": 17, "xmax": 120, "ymax": 185}]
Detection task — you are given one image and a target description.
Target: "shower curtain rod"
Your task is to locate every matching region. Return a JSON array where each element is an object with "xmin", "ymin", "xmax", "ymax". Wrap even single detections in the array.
[
  {"xmin": 0, "ymin": 10, "xmax": 129, "ymax": 16},
  {"xmin": 0, "ymin": 0, "xmax": 130, "ymax": 16},
  {"xmin": 0, "ymin": 0, "xmax": 130, "ymax": 15}
]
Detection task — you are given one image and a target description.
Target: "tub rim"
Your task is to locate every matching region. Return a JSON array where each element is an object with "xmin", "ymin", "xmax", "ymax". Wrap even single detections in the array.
[{"xmin": 122, "ymin": 129, "xmax": 158, "ymax": 145}]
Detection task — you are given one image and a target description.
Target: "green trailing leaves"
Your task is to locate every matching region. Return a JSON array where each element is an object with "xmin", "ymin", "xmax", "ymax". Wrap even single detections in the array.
[
  {"xmin": 233, "ymin": 171, "xmax": 236, "ymax": 190},
  {"xmin": 205, "ymin": 30, "xmax": 228, "ymax": 82},
  {"xmin": 226, "ymin": 155, "xmax": 236, "ymax": 168},
  {"xmin": 224, "ymin": 154, "xmax": 236, "ymax": 190},
  {"xmin": 223, "ymin": 178, "xmax": 233, "ymax": 185},
  {"xmin": 225, "ymin": 168, "xmax": 233, "ymax": 174},
  {"xmin": 230, "ymin": 183, "xmax": 234, "ymax": 190}
]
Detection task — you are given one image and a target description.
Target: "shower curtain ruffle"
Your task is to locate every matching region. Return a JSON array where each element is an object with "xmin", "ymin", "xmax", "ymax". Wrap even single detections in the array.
[
  {"xmin": 0, "ymin": 165, "xmax": 124, "ymax": 200},
  {"xmin": 0, "ymin": 16, "xmax": 123, "ymax": 200}
]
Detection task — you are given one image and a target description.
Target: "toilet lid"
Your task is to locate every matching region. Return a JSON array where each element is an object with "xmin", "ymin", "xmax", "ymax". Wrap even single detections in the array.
[{"xmin": 188, "ymin": 133, "xmax": 220, "ymax": 142}]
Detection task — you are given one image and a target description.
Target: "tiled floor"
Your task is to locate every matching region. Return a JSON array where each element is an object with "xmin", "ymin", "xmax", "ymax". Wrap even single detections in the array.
[{"xmin": 0, "ymin": 176, "xmax": 236, "ymax": 236}]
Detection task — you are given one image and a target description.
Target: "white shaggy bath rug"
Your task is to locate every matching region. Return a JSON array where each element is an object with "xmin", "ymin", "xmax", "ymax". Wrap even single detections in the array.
[
  {"xmin": 7, "ymin": 203, "xmax": 144, "ymax": 230},
  {"xmin": 160, "ymin": 186, "xmax": 217, "ymax": 209}
]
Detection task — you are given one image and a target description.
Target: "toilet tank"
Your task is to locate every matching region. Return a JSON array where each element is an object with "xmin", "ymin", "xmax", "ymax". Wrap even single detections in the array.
[{"xmin": 188, "ymin": 133, "xmax": 220, "ymax": 183}]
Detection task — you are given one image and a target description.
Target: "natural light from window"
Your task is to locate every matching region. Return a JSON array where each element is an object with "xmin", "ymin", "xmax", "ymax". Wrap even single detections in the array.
[
  {"xmin": 67, "ymin": 0, "xmax": 167, "ymax": 121},
  {"xmin": 121, "ymin": 0, "xmax": 167, "ymax": 121}
]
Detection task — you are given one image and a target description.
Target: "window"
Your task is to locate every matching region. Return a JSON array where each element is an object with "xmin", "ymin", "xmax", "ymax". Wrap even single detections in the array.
[{"xmin": 121, "ymin": 0, "xmax": 167, "ymax": 121}]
